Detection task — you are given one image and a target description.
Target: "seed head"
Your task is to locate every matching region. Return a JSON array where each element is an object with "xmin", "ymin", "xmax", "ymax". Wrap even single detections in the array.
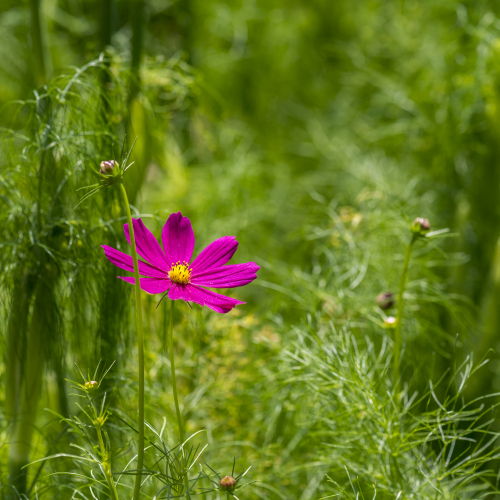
[
  {"xmin": 220, "ymin": 476, "xmax": 236, "ymax": 491},
  {"xmin": 384, "ymin": 316, "xmax": 397, "ymax": 328},
  {"xmin": 411, "ymin": 217, "xmax": 431, "ymax": 236},
  {"xmin": 376, "ymin": 292, "xmax": 394, "ymax": 310},
  {"xmin": 99, "ymin": 160, "xmax": 119, "ymax": 175}
]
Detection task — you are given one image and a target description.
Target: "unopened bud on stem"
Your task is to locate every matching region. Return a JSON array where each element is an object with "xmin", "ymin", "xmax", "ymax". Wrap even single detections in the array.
[
  {"xmin": 220, "ymin": 476, "xmax": 236, "ymax": 491},
  {"xmin": 84, "ymin": 380, "xmax": 98, "ymax": 390},
  {"xmin": 99, "ymin": 160, "xmax": 119, "ymax": 175},
  {"xmin": 93, "ymin": 415, "xmax": 107, "ymax": 427},
  {"xmin": 376, "ymin": 292, "xmax": 394, "ymax": 310},
  {"xmin": 384, "ymin": 316, "xmax": 397, "ymax": 329},
  {"xmin": 411, "ymin": 217, "xmax": 431, "ymax": 236}
]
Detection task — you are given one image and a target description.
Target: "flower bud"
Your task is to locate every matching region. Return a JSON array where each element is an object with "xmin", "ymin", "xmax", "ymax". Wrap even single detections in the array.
[
  {"xmin": 220, "ymin": 476, "xmax": 236, "ymax": 491},
  {"xmin": 94, "ymin": 415, "xmax": 107, "ymax": 427},
  {"xmin": 411, "ymin": 217, "xmax": 431, "ymax": 235},
  {"xmin": 99, "ymin": 160, "xmax": 119, "ymax": 175},
  {"xmin": 376, "ymin": 292, "xmax": 394, "ymax": 310},
  {"xmin": 85, "ymin": 380, "xmax": 98, "ymax": 390},
  {"xmin": 384, "ymin": 316, "xmax": 397, "ymax": 328}
]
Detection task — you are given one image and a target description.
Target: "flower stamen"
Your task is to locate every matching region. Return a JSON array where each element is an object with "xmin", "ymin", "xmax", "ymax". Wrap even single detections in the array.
[{"xmin": 168, "ymin": 261, "xmax": 191, "ymax": 284}]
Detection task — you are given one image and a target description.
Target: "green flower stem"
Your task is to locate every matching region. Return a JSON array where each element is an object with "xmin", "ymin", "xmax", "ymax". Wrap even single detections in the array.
[
  {"xmin": 169, "ymin": 300, "xmax": 184, "ymax": 443},
  {"xmin": 96, "ymin": 424, "xmax": 119, "ymax": 500},
  {"xmin": 168, "ymin": 300, "xmax": 190, "ymax": 495},
  {"xmin": 119, "ymin": 183, "xmax": 145, "ymax": 500},
  {"xmin": 393, "ymin": 233, "xmax": 418, "ymax": 387}
]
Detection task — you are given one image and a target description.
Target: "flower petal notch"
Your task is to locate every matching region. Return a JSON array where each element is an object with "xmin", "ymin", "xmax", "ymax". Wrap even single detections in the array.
[{"xmin": 102, "ymin": 212, "xmax": 259, "ymax": 313}]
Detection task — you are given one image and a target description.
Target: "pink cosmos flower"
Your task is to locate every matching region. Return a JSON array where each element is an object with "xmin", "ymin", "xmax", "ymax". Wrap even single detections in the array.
[{"xmin": 101, "ymin": 212, "xmax": 259, "ymax": 313}]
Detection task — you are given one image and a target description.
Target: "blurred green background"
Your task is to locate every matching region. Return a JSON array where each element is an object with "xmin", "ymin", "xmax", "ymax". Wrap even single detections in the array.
[{"xmin": 2, "ymin": 0, "xmax": 500, "ymax": 498}]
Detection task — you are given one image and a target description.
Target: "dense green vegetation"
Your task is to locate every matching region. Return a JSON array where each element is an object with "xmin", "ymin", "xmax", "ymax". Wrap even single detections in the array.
[{"xmin": 2, "ymin": 0, "xmax": 500, "ymax": 498}]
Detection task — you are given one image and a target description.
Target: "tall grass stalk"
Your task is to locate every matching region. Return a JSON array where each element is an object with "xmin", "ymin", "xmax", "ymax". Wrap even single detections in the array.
[{"xmin": 118, "ymin": 183, "xmax": 145, "ymax": 500}]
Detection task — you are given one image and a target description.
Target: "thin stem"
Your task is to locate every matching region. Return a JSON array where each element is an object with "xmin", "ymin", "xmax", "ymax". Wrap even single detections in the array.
[
  {"xmin": 119, "ymin": 183, "xmax": 145, "ymax": 500},
  {"xmin": 393, "ymin": 233, "xmax": 417, "ymax": 387},
  {"xmin": 163, "ymin": 299, "xmax": 168, "ymax": 354},
  {"xmin": 168, "ymin": 300, "xmax": 190, "ymax": 495},
  {"xmin": 169, "ymin": 300, "xmax": 184, "ymax": 443},
  {"xmin": 101, "ymin": 0, "xmax": 116, "ymax": 49},
  {"xmin": 29, "ymin": 0, "xmax": 51, "ymax": 86},
  {"xmin": 96, "ymin": 424, "xmax": 119, "ymax": 500},
  {"xmin": 130, "ymin": 0, "xmax": 145, "ymax": 100}
]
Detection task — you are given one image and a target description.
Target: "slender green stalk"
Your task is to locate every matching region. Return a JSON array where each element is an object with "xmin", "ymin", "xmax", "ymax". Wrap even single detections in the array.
[
  {"xmin": 393, "ymin": 233, "xmax": 417, "ymax": 387},
  {"xmin": 29, "ymin": 0, "xmax": 52, "ymax": 86},
  {"xmin": 5, "ymin": 273, "xmax": 32, "ymax": 426},
  {"xmin": 163, "ymin": 299, "xmax": 169, "ymax": 353},
  {"xmin": 101, "ymin": 0, "xmax": 116, "ymax": 49},
  {"xmin": 129, "ymin": 0, "xmax": 145, "ymax": 101},
  {"xmin": 119, "ymin": 183, "xmax": 145, "ymax": 500},
  {"xmin": 168, "ymin": 300, "xmax": 190, "ymax": 495},
  {"xmin": 96, "ymin": 424, "xmax": 119, "ymax": 500},
  {"xmin": 99, "ymin": 0, "xmax": 116, "ymax": 127},
  {"xmin": 11, "ymin": 273, "xmax": 57, "ymax": 496},
  {"xmin": 169, "ymin": 300, "xmax": 184, "ymax": 443}
]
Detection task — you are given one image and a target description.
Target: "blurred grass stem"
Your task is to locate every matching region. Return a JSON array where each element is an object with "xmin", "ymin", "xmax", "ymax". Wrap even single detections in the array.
[
  {"xmin": 130, "ymin": 0, "xmax": 144, "ymax": 100},
  {"xmin": 119, "ymin": 183, "xmax": 145, "ymax": 500},
  {"xmin": 29, "ymin": 0, "xmax": 51, "ymax": 85},
  {"xmin": 393, "ymin": 233, "xmax": 417, "ymax": 387},
  {"xmin": 168, "ymin": 300, "xmax": 190, "ymax": 494},
  {"xmin": 101, "ymin": 0, "xmax": 116, "ymax": 49}
]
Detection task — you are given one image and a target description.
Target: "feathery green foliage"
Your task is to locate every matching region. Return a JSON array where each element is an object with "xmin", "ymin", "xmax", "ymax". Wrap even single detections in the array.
[{"xmin": 2, "ymin": 0, "xmax": 500, "ymax": 499}]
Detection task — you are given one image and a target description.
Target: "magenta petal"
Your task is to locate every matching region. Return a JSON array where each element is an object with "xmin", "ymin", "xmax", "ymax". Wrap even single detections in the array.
[
  {"xmin": 161, "ymin": 212, "xmax": 195, "ymax": 264},
  {"xmin": 168, "ymin": 283, "xmax": 245, "ymax": 314},
  {"xmin": 118, "ymin": 276, "xmax": 172, "ymax": 295},
  {"xmin": 191, "ymin": 262, "xmax": 260, "ymax": 288},
  {"xmin": 124, "ymin": 218, "xmax": 170, "ymax": 270},
  {"xmin": 190, "ymin": 236, "xmax": 239, "ymax": 272},
  {"xmin": 101, "ymin": 245, "xmax": 166, "ymax": 278}
]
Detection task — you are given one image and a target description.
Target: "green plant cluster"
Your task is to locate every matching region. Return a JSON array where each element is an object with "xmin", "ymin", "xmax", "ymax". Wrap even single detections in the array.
[{"xmin": 2, "ymin": 0, "xmax": 500, "ymax": 499}]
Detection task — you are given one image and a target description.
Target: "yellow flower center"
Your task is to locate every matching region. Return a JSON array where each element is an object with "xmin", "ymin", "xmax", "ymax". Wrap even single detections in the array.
[{"xmin": 168, "ymin": 261, "xmax": 191, "ymax": 284}]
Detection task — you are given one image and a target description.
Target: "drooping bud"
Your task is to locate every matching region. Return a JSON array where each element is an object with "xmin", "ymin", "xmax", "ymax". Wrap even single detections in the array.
[
  {"xmin": 376, "ymin": 292, "xmax": 394, "ymax": 310},
  {"xmin": 84, "ymin": 380, "xmax": 98, "ymax": 390},
  {"xmin": 99, "ymin": 160, "xmax": 119, "ymax": 175},
  {"xmin": 410, "ymin": 217, "xmax": 431, "ymax": 236},
  {"xmin": 220, "ymin": 476, "xmax": 236, "ymax": 491},
  {"xmin": 384, "ymin": 316, "xmax": 397, "ymax": 329}
]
